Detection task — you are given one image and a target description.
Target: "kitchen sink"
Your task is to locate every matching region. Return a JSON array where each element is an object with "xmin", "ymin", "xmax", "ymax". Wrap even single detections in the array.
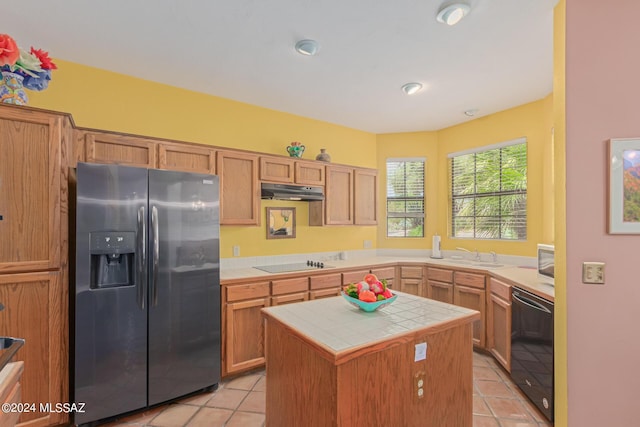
[{"xmin": 441, "ymin": 259, "xmax": 504, "ymax": 269}]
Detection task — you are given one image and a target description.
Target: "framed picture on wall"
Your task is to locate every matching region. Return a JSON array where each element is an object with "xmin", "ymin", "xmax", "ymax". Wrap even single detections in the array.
[{"xmin": 608, "ymin": 138, "xmax": 640, "ymax": 233}]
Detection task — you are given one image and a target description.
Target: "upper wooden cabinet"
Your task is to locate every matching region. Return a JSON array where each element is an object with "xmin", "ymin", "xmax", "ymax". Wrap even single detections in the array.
[
  {"xmin": 260, "ymin": 156, "xmax": 295, "ymax": 183},
  {"xmin": 259, "ymin": 156, "xmax": 325, "ymax": 187},
  {"xmin": 217, "ymin": 150, "xmax": 260, "ymax": 225},
  {"xmin": 310, "ymin": 165, "xmax": 377, "ymax": 226},
  {"xmin": 78, "ymin": 130, "xmax": 158, "ymax": 168},
  {"xmin": 158, "ymin": 143, "xmax": 216, "ymax": 174},
  {"xmin": 295, "ymin": 160, "xmax": 324, "ymax": 186},
  {"xmin": 0, "ymin": 108, "xmax": 63, "ymax": 273},
  {"xmin": 354, "ymin": 168, "xmax": 378, "ymax": 225}
]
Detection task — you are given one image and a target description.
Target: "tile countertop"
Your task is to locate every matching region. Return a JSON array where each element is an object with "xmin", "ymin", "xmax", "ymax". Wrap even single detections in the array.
[
  {"xmin": 221, "ymin": 255, "xmax": 555, "ymax": 302},
  {"xmin": 261, "ymin": 291, "xmax": 479, "ymax": 361}
]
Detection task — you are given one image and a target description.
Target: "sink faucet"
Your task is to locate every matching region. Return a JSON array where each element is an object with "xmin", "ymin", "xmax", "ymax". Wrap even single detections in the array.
[
  {"xmin": 455, "ymin": 247, "xmax": 470, "ymax": 257},
  {"xmin": 490, "ymin": 251, "xmax": 498, "ymax": 263}
]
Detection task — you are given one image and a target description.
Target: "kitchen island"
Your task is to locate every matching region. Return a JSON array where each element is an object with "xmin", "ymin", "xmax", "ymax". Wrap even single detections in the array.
[{"xmin": 261, "ymin": 292, "xmax": 480, "ymax": 427}]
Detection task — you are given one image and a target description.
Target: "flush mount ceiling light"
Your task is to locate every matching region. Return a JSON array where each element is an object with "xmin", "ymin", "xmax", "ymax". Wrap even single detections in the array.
[
  {"xmin": 295, "ymin": 39, "xmax": 319, "ymax": 56},
  {"xmin": 464, "ymin": 108, "xmax": 479, "ymax": 117},
  {"xmin": 436, "ymin": 3, "xmax": 471, "ymax": 26},
  {"xmin": 401, "ymin": 82, "xmax": 423, "ymax": 95}
]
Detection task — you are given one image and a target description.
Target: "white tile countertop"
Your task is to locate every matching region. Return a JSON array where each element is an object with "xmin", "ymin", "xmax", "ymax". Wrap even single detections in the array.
[
  {"xmin": 261, "ymin": 291, "xmax": 479, "ymax": 360},
  {"xmin": 220, "ymin": 250, "xmax": 555, "ymax": 301}
]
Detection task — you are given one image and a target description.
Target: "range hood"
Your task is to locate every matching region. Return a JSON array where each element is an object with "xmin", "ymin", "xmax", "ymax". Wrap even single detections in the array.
[{"xmin": 261, "ymin": 183, "xmax": 324, "ymax": 201}]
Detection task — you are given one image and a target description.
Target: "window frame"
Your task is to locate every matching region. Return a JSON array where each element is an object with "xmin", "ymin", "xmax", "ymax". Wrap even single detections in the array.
[
  {"xmin": 448, "ymin": 138, "xmax": 527, "ymax": 240},
  {"xmin": 385, "ymin": 157, "xmax": 425, "ymax": 238}
]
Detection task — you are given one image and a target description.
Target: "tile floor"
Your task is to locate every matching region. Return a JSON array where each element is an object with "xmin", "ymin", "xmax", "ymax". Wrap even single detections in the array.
[{"xmin": 102, "ymin": 351, "xmax": 552, "ymax": 427}]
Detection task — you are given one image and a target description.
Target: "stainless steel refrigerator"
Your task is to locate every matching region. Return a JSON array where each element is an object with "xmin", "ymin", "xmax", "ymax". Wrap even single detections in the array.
[{"xmin": 72, "ymin": 162, "xmax": 220, "ymax": 425}]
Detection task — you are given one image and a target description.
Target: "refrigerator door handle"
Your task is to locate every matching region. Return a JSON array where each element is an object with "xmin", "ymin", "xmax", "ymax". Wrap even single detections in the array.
[
  {"xmin": 137, "ymin": 206, "xmax": 147, "ymax": 309},
  {"xmin": 151, "ymin": 205, "xmax": 159, "ymax": 307}
]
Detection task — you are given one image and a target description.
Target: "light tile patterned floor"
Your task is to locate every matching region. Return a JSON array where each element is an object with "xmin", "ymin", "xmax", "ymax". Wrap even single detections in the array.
[{"xmin": 103, "ymin": 351, "xmax": 553, "ymax": 427}]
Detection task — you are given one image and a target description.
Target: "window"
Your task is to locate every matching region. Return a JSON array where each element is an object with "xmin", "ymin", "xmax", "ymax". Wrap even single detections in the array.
[
  {"xmin": 449, "ymin": 138, "xmax": 527, "ymax": 240},
  {"xmin": 386, "ymin": 158, "xmax": 425, "ymax": 237}
]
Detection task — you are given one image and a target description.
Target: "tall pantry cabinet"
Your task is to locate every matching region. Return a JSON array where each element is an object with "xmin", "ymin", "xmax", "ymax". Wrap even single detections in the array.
[{"xmin": 0, "ymin": 106, "xmax": 70, "ymax": 427}]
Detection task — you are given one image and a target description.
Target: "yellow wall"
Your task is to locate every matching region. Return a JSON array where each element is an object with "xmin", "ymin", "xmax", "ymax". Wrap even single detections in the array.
[
  {"xmin": 376, "ymin": 97, "xmax": 553, "ymax": 257},
  {"xmin": 553, "ymin": 0, "xmax": 567, "ymax": 425},
  {"xmin": 27, "ymin": 60, "xmax": 377, "ymax": 258}
]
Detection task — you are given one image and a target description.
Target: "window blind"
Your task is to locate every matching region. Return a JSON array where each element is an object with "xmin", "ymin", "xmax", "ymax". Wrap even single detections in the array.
[
  {"xmin": 449, "ymin": 140, "xmax": 527, "ymax": 240},
  {"xmin": 386, "ymin": 158, "xmax": 425, "ymax": 237}
]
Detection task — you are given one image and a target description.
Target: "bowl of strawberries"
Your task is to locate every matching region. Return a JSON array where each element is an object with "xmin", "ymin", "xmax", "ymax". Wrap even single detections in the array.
[{"xmin": 341, "ymin": 273, "xmax": 397, "ymax": 312}]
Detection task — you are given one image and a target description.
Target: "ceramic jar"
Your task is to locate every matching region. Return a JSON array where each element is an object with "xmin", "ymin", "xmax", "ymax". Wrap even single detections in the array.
[
  {"xmin": 315, "ymin": 148, "xmax": 331, "ymax": 162},
  {"xmin": 0, "ymin": 71, "xmax": 28, "ymax": 105},
  {"xmin": 286, "ymin": 141, "xmax": 305, "ymax": 158}
]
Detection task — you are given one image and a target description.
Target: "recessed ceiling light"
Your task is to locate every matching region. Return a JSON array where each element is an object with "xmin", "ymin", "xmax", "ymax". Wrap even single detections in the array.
[
  {"xmin": 401, "ymin": 82, "xmax": 423, "ymax": 95},
  {"xmin": 295, "ymin": 39, "xmax": 319, "ymax": 56},
  {"xmin": 436, "ymin": 3, "xmax": 471, "ymax": 26},
  {"xmin": 464, "ymin": 108, "xmax": 479, "ymax": 117}
]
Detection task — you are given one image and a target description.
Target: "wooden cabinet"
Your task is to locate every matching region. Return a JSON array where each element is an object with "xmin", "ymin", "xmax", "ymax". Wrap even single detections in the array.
[
  {"xmin": 309, "ymin": 273, "xmax": 341, "ymax": 299},
  {"xmin": 0, "ymin": 272, "xmax": 66, "ymax": 426},
  {"xmin": 453, "ymin": 271, "xmax": 486, "ymax": 348},
  {"xmin": 295, "ymin": 160, "xmax": 324, "ymax": 186},
  {"xmin": 259, "ymin": 156, "xmax": 295, "ymax": 183},
  {"xmin": 399, "ymin": 265, "xmax": 424, "ymax": 296},
  {"xmin": 426, "ymin": 267, "xmax": 454, "ymax": 304},
  {"xmin": 0, "ymin": 361, "xmax": 24, "ymax": 427},
  {"xmin": 0, "ymin": 109, "xmax": 63, "ymax": 274},
  {"xmin": 271, "ymin": 277, "xmax": 309, "ymax": 306},
  {"xmin": 487, "ymin": 277, "xmax": 512, "ymax": 371},
  {"xmin": 224, "ymin": 282, "xmax": 270, "ymax": 376},
  {"xmin": 371, "ymin": 266, "xmax": 396, "ymax": 289},
  {"xmin": 0, "ymin": 106, "xmax": 69, "ymax": 427},
  {"xmin": 78, "ymin": 129, "xmax": 157, "ymax": 168},
  {"xmin": 341, "ymin": 269, "xmax": 371, "ymax": 285},
  {"xmin": 158, "ymin": 143, "xmax": 215, "ymax": 174},
  {"xmin": 217, "ymin": 150, "xmax": 260, "ymax": 225},
  {"xmin": 321, "ymin": 165, "xmax": 354, "ymax": 225},
  {"xmin": 354, "ymin": 168, "xmax": 378, "ymax": 225}
]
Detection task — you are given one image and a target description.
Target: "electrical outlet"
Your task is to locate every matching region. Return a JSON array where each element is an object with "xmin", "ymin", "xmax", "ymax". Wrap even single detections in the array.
[
  {"xmin": 233, "ymin": 246, "xmax": 240, "ymax": 257},
  {"xmin": 582, "ymin": 262, "xmax": 605, "ymax": 284},
  {"xmin": 414, "ymin": 371, "xmax": 425, "ymax": 400}
]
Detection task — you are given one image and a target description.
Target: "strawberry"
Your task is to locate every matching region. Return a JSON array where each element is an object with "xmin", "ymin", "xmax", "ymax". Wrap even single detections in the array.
[{"xmin": 382, "ymin": 289, "xmax": 393, "ymax": 299}]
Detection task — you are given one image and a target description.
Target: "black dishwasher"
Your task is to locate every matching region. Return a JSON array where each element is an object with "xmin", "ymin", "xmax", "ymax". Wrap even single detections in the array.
[{"xmin": 510, "ymin": 287, "xmax": 554, "ymax": 421}]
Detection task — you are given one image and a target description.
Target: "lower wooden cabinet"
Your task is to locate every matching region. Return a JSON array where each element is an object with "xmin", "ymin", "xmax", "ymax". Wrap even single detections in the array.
[
  {"xmin": 309, "ymin": 288, "xmax": 341, "ymax": 299},
  {"xmin": 453, "ymin": 271, "xmax": 486, "ymax": 348},
  {"xmin": 0, "ymin": 271, "xmax": 67, "ymax": 427},
  {"xmin": 487, "ymin": 277, "xmax": 512, "ymax": 371},
  {"xmin": 224, "ymin": 282, "xmax": 270, "ymax": 376},
  {"xmin": 427, "ymin": 267, "xmax": 454, "ymax": 304},
  {"xmin": 399, "ymin": 265, "xmax": 424, "ymax": 296}
]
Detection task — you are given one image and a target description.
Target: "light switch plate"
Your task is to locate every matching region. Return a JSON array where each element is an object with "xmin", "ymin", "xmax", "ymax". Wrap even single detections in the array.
[{"xmin": 582, "ymin": 262, "xmax": 605, "ymax": 284}]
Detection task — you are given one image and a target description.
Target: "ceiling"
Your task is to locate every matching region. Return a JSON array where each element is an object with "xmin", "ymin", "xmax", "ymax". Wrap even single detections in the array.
[{"xmin": 5, "ymin": 0, "xmax": 558, "ymax": 134}]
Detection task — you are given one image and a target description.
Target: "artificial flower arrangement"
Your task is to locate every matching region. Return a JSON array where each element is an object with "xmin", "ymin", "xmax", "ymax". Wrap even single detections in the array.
[
  {"xmin": 342, "ymin": 273, "xmax": 397, "ymax": 312},
  {"xmin": 0, "ymin": 33, "xmax": 57, "ymax": 93}
]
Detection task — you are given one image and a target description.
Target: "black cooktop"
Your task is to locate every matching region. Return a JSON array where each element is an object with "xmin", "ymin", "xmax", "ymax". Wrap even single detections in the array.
[{"xmin": 253, "ymin": 260, "xmax": 334, "ymax": 273}]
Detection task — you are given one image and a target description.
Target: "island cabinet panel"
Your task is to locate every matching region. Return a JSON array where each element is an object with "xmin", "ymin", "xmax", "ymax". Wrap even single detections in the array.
[
  {"xmin": 263, "ymin": 298, "xmax": 476, "ymax": 427},
  {"xmin": 217, "ymin": 150, "xmax": 260, "ymax": 225},
  {"xmin": 0, "ymin": 272, "xmax": 67, "ymax": 427},
  {"xmin": 454, "ymin": 271, "xmax": 486, "ymax": 347},
  {"xmin": 0, "ymin": 112, "xmax": 62, "ymax": 273},
  {"xmin": 260, "ymin": 156, "xmax": 295, "ymax": 183},
  {"xmin": 158, "ymin": 143, "xmax": 216, "ymax": 174},
  {"xmin": 295, "ymin": 161, "xmax": 324, "ymax": 186},
  {"xmin": 487, "ymin": 277, "xmax": 512, "ymax": 371},
  {"xmin": 370, "ymin": 266, "xmax": 396, "ymax": 289},
  {"xmin": 323, "ymin": 165, "xmax": 354, "ymax": 225},
  {"xmin": 81, "ymin": 130, "xmax": 157, "ymax": 168},
  {"xmin": 0, "ymin": 362, "xmax": 24, "ymax": 427},
  {"xmin": 353, "ymin": 168, "xmax": 378, "ymax": 225}
]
